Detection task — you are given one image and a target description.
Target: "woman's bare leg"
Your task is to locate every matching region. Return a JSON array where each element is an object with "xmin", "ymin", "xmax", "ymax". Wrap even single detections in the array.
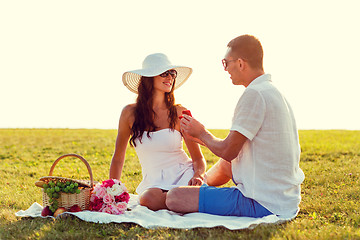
[{"xmin": 139, "ymin": 188, "xmax": 167, "ymax": 211}]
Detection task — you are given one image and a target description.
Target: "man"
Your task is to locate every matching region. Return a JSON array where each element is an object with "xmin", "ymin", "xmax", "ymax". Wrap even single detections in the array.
[{"xmin": 166, "ymin": 35, "xmax": 305, "ymax": 219}]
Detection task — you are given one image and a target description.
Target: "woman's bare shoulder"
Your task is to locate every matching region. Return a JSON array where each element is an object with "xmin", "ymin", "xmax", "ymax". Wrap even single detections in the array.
[
  {"xmin": 123, "ymin": 103, "xmax": 136, "ymax": 112},
  {"xmin": 121, "ymin": 104, "xmax": 136, "ymax": 121}
]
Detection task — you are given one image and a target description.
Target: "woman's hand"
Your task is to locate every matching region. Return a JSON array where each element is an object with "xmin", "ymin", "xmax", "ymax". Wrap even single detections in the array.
[{"xmin": 188, "ymin": 174, "xmax": 205, "ymax": 186}]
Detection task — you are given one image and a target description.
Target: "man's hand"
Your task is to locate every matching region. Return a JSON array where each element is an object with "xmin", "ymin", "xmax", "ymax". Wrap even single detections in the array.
[{"xmin": 180, "ymin": 114, "xmax": 205, "ymax": 139}]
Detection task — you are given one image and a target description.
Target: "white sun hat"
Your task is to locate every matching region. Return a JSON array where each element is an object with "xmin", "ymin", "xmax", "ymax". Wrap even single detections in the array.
[{"xmin": 122, "ymin": 53, "xmax": 193, "ymax": 94}]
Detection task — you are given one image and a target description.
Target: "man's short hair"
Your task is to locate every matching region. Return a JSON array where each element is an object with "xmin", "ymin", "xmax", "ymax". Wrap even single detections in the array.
[{"xmin": 227, "ymin": 35, "xmax": 264, "ymax": 70}]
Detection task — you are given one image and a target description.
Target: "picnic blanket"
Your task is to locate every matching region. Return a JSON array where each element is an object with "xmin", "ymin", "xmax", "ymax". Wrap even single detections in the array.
[{"xmin": 16, "ymin": 194, "xmax": 292, "ymax": 230}]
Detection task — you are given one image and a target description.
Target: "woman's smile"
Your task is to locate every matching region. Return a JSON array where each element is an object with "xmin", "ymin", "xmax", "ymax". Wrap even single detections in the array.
[{"xmin": 163, "ymin": 81, "xmax": 173, "ymax": 87}]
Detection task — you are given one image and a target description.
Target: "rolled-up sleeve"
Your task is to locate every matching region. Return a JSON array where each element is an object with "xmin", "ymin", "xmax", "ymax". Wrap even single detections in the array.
[{"xmin": 230, "ymin": 89, "xmax": 265, "ymax": 141}]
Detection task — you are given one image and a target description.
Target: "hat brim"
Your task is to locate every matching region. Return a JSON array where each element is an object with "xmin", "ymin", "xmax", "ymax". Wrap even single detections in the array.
[{"xmin": 122, "ymin": 66, "xmax": 193, "ymax": 94}]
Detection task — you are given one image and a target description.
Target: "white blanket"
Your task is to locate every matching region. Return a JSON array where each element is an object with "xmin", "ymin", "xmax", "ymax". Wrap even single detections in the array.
[{"xmin": 15, "ymin": 194, "xmax": 291, "ymax": 230}]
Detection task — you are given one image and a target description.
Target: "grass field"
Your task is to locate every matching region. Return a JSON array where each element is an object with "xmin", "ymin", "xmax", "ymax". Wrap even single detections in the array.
[{"xmin": 0, "ymin": 129, "xmax": 359, "ymax": 239}]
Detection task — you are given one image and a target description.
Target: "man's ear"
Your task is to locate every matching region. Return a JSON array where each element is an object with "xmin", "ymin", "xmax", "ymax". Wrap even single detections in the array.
[{"xmin": 238, "ymin": 58, "xmax": 246, "ymax": 70}]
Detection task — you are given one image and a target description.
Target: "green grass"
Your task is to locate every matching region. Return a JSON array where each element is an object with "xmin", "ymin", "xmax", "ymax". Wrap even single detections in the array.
[{"xmin": 0, "ymin": 129, "xmax": 359, "ymax": 239}]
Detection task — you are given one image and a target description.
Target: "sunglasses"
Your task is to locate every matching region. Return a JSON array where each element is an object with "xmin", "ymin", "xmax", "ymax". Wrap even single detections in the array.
[
  {"xmin": 159, "ymin": 70, "xmax": 177, "ymax": 78},
  {"xmin": 221, "ymin": 59, "xmax": 238, "ymax": 69}
]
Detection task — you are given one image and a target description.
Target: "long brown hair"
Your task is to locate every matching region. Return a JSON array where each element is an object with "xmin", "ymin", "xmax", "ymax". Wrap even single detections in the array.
[{"xmin": 129, "ymin": 76, "xmax": 178, "ymax": 147}]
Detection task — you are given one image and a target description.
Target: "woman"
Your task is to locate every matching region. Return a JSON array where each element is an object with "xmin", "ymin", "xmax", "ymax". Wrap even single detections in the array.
[{"xmin": 109, "ymin": 53, "xmax": 206, "ymax": 211}]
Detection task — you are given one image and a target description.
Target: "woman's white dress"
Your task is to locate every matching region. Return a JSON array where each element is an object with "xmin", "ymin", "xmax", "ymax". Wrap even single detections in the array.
[{"xmin": 134, "ymin": 128, "xmax": 194, "ymax": 194}]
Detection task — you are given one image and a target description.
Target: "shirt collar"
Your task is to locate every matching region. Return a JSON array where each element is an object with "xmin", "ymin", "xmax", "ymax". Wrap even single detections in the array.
[{"xmin": 248, "ymin": 74, "xmax": 271, "ymax": 87}]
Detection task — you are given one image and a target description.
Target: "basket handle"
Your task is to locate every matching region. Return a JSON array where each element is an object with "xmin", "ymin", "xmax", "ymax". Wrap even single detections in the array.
[{"xmin": 49, "ymin": 154, "xmax": 94, "ymax": 188}]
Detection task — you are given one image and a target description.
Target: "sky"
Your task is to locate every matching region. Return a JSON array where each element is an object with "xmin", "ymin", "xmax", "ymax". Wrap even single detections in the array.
[{"xmin": 1, "ymin": 0, "xmax": 359, "ymax": 130}]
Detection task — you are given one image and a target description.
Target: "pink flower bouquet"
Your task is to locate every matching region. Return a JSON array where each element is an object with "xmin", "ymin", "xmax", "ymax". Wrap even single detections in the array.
[{"xmin": 89, "ymin": 179, "xmax": 130, "ymax": 214}]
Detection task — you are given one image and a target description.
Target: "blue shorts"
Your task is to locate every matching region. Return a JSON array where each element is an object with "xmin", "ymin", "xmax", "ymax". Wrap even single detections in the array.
[{"xmin": 198, "ymin": 184, "xmax": 273, "ymax": 217}]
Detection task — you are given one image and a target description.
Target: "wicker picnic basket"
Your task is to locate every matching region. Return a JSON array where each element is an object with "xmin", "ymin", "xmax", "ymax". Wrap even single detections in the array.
[{"xmin": 39, "ymin": 154, "xmax": 94, "ymax": 211}]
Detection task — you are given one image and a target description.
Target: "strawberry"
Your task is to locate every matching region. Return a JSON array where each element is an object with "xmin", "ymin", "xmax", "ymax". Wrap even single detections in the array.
[
  {"xmin": 69, "ymin": 204, "xmax": 82, "ymax": 212},
  {"xmin": 182, "ymin": 110, "xmax": 192, "ymax": 117},
  {"xmin": 179, "ymin": 110, "xmax": 192, "ymax": 120}
]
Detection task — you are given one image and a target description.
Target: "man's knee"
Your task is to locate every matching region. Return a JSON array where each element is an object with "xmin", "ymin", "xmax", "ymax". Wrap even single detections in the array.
[
  {"xmin": 165, "ymin": 188, "xmax": 179, "ymax": 211},
  {"xmin": 218, "ymin": 158, "xmax": 232, "ymax": 176},
  {"xmin": 166, "ymin": 187, "xmax": 200, "ymax": 213}
]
